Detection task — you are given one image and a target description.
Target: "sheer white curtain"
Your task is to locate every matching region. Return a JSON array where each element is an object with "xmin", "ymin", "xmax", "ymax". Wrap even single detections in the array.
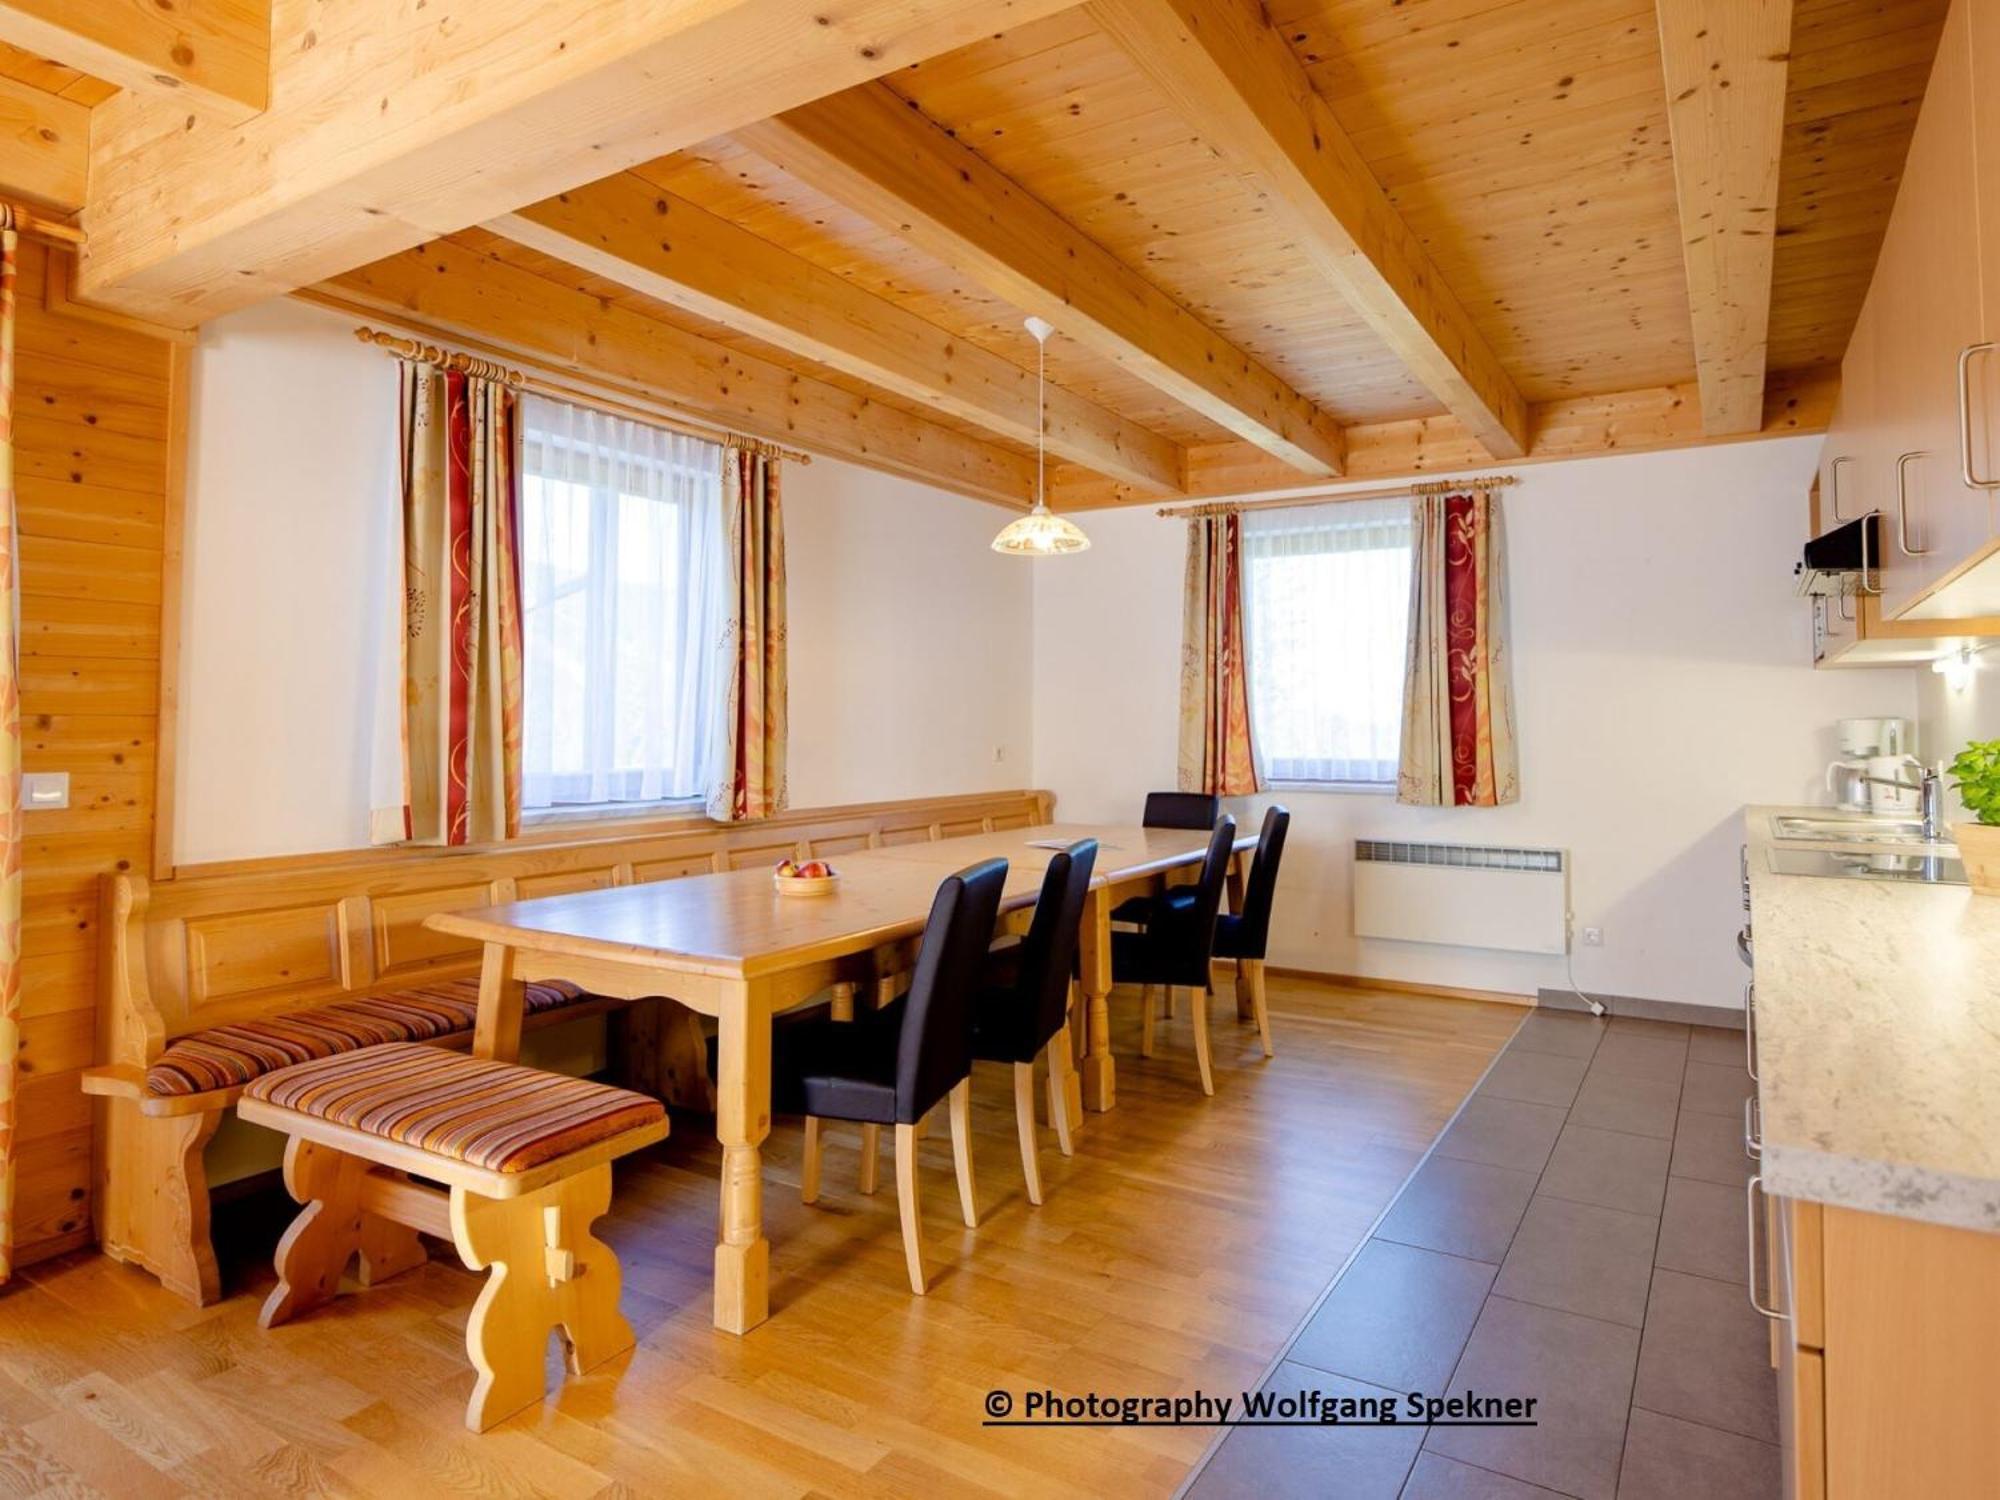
[
  {"xmin": 518, "ymin": 395, "xmax": 725, "ymax": 809},
  {"xmin": 1241, "ymin": 497, "xmax": 1414, "ymax": 785}
]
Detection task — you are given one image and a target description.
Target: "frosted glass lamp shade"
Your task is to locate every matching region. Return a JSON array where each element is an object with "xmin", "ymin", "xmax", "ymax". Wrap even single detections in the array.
[{"xmin": 992, "ymin": 504, "xmax": 1091, "ymax": 555}]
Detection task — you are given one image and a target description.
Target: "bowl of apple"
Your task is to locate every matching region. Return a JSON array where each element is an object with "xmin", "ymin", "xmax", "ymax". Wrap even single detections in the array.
[{"xmin": 773, "ymin": 857, "xmax": 839, "ymax": 896}]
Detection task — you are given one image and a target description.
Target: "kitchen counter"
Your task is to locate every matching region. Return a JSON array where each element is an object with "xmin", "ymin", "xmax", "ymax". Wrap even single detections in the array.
[{"xmin": 1746, "ymin": 805, "xmax": 2000, "ymax": 1232}]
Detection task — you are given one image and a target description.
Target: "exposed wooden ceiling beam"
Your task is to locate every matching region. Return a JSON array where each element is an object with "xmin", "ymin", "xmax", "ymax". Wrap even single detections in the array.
[
  {"xmin": 1053, "ymin": 366, "xmax": 1838, "ymax": 508},
  {"xmin": 1656, "ymin": 0, "xmax": 1795, "ymax": 435},
  {"xmin": 322, "ymin": 234, "xmax": 1038, "ymax": 508},
  {"xmin": 0, "ymin": 71, "xmax": 86, "ymax": 210},
  {"xmin": 489, "ymin": 175, "xmax": 1182, "ymax": 493},
  {"xmin": 1086, "ymin": 0, "xmax": 1529, "ymax": 461},
  {"xmin": 0, "ymin": 0, "xmax": 269, "ymax": 118},
  {"xmin": 739, "ymin": 84, "xmax": 1348, "ymax": 478},
  {"xmin": 75, "ymin": 0, "xmax": 1083, "ymax": 327}
]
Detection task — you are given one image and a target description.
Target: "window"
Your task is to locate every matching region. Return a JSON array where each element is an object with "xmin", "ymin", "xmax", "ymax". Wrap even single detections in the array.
[
  {"xmin": 1241, "ymin": 497, "xmax": 1413, "ymax": 786},
  {"xmin": 518, "ymin": 395, "xmax": 725, "ymax": 811}
]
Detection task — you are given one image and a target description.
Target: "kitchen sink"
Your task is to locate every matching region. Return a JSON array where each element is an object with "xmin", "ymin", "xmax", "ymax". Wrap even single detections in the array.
[
  {"xmin": 1766, "ymin": 847, "xmax": 1967, "ymax": 884},
  {"xmin": 1769, "ymin": 814, "xmax": 1939, "ymax": 845}
]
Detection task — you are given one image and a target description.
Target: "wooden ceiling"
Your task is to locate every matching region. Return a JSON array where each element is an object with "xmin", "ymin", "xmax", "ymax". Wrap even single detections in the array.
[
  {"xmin": 470, "ymin": 0, "xmax": 1943, "ymax": 502},
  {"xmin": 0, "ymin": 0, "xmax": 1953, "ymax": 508}
]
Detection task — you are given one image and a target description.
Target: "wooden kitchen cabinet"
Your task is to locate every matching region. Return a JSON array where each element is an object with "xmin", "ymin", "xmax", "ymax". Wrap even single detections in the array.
[
  {"xmin": 1811, "ymin": 0, "xmax": 2000, "ymax": 623},
  {"xmin": 1764, "ymin": 1196, "xmax": 2000, "ymax": 1498}
]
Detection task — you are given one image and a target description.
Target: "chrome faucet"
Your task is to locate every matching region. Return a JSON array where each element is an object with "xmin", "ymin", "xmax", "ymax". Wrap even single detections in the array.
[{"xmin": 1859, "ymin": 763, "xmax": 1946, "ymax": 842}]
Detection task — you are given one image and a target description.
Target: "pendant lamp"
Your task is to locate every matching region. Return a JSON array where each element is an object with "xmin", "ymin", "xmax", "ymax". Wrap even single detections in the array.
[{"xmin": 992, "ymin": 316, "xmax": 1091, "ymax": 555}]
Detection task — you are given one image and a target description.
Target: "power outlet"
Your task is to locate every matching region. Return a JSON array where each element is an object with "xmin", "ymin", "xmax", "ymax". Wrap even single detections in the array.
[{"xmin": 1581, "ymin": 926, "xmax": 1605, "ymax": 948}]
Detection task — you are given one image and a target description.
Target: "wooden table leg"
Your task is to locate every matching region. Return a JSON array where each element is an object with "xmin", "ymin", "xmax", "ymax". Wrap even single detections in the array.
[
  {"xmin": 471, "ymin": 942, "xmax": 523, "ymax": 1061},
  {"xmin": 1080, "ymin": 889, "xmax": 1116, "ymax": 1112},
  {"xmin": 713, "ymin": 981, "xmax": 772, "ymax": 1334}
]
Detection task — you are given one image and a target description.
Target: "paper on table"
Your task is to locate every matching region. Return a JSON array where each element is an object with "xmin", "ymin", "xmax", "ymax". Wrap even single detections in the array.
[{"xmin": 1026, "ymin": 838, "xmax": 1123, "ymax": 851}]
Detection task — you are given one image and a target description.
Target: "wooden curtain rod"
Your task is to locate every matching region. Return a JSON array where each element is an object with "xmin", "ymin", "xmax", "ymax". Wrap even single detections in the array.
[
  {"xmin": 1155, "ymin": 472, "xmax": 1520, "ymax": 519},
  {"xmin": 322, "ymin": 304, "xmax": 810, "ymax": 465},
  {"xmin": 0, "ymin": 201, "xmax": 83, "ymax": 247}
]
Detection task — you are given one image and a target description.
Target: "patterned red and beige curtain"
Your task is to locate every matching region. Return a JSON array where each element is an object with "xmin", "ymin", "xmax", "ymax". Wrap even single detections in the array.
[
  {"xmin": 0, "ymin": 225, "xmax": 21, "ymax": 1283},
  {"xmin": 1177, "ymin": 513, "xmax": 1260, "ymax": 797},
  {"xmin": 706, "ymin": 446, "xmax": 788, "ymax": 822},
  {"xmin": 1398, "ymin": 489, "xmax": 1520, "ymax": 807},
  {"xmin": 378, "ymin": 362, "xmax": 524, "ymax": 846}
]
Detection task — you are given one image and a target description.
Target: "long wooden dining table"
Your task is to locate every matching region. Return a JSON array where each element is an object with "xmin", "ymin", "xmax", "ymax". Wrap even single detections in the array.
[{"xmin": 424, "ymin": 821, "xmax": 1258, "ymax": 1334}]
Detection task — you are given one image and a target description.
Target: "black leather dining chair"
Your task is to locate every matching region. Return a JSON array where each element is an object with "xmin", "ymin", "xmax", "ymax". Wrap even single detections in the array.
[
  {"xmin": 1213, "ymin": 805, "xmax": 1289, "ymax": 1059},
  {"xmin": 970, "ymin": 839, "xmax": 1097, "ymax": 1206},
  {"xmin": 1112, "ymin": 790, "xmax": 1226, "ymax": 946},
  {"xmin": 1110, "ymin": 815, "xmax": 1236, "ymax": 1095},
  {"xmin": 776, "ymin": 858, "xmax": 1008, "ymax": 1295}
]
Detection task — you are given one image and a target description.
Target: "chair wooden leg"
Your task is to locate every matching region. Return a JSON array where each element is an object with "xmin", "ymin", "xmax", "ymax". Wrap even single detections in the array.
[
  {"xmin": 451, "ymin": 1164, "xmax": 633, "ymax": 1433},
  {"xmin": 894, "ymin": 1123, "xmax": 926, "ymax": 1295},
  {"xmin": 1141, "ymin": 985, "xmax": 1157, "ymax": 1058},
  {"xmin": 801, "ymin": 1117, "xmax": 822, "ymax": 1204},
  {"xmin": 355, "ymin": 1206, "xmax": 429, "ymax": 1286},
  {"xmin": 1166, "ymin": 986, "xmax": 1179, "ymax": 1018},
  {"xmin": 948, "ymin": 1078, "xmax": 977, "ymax": 1228},
  {"xmin": 858, "ymin": 1124, "xmax": 881, "ymax": 1194},
  {"xmin": 1248, "ymin": 960, "xmax": 1274, "ymax": 1058},
  {"xmin": 1045, "ymin": 1033, "xmax": 1075, "ymax": 1158},
  {"xmin": 1191, "ymin": 986, "xmax": 1215, "ymax": 1096},
  {"xmin": 1012, "ymin": 1062, "xmax": 1044, "ymax": 1206}
]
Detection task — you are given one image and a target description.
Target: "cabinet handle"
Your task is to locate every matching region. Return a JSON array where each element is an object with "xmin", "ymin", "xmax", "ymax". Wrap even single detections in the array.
[
  {"xmin": 1895, "ymin": 451, "xmax": 1933, "ymax": 556},
  {"xmin": 1959, "ymin": 343, "xmax": 1998, "ymax": 490},
  {"xmin": 1859, "ymin": 508, "xmax": 1881, "ymax": 594},
  {"xmin": 1743, "ymin": 1093, "xmax": 1762, "ymax": 1159},
  {"xmin": 1744, "ymin": 982, "xmax": 1758, "ymax": 1083},
  {"xmin": 1828, "ymin": 455, "xmax": 1857, "ymax": 520},
  {"xmin": 1837, "ymin": 581, "xmax": 1855, "ymax": 622},
  {"xmin": 1747, "ymin": 1175, "xmax": 1785, "ymax": 1322}
]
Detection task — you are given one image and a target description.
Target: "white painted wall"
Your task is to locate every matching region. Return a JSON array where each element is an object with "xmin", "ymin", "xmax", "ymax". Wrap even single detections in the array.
[
  {"xmin": 173, "ymin": 302, "xmax": 1032, "ymax": 862},
  {"xmin": 1030, "ymin": 438, "xmax": 1922, "ymax": 1012},
  {"xmin": 176, "ymin": 300, "xmax": 402, "ymax": 863},
  {"xmin": 1917, "ymin": 658, "xmax": 2000, "ymax": 817}
]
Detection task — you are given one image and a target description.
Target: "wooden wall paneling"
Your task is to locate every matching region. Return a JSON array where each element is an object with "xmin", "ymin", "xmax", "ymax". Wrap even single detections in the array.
[{"xmin": 9, "ymin": 236, "xmax": 172, "ymax": 1267}]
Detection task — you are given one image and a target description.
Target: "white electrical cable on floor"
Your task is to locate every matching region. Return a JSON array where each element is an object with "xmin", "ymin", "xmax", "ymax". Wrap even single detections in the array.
[{"xmin": 1563, "ymin": 910, "xmax": 1609, "ymax": 1017}]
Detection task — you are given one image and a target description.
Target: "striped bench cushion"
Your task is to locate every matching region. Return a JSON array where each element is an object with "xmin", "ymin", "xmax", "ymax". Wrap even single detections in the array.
[
  {"xmin": 242, "ymin": 1043, "xmax": 664, "ymax": 1174},
  {"xmin": 144, "ymin": 978, "xmax": 587, "ymax": 1098}
]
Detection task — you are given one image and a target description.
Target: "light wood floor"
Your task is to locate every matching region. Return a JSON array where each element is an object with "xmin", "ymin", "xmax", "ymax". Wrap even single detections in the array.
[{"xmin": 0, "ymin": 978, "xmax": 1521, "ymax": 1499}]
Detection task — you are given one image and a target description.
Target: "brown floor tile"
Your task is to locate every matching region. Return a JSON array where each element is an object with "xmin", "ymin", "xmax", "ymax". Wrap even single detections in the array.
[
  {"xmin": 1189, "ymin": 1367, "xmax": 1424, "ymax": 1500},
  {"xmin": 1376, "ymin": 1156, "xmax": 1539, "ymax": 1264},
  {"xmin": 1565, "ymin": 1071, "xmax": 1681, "ymax": 1139},
  {"xmin": 1401, "ymin": 1452, "xmax": 1570, "ymax": 1498},
  {"xmin": 1586, "ymin": 1032, "xmax": 1688, "ymax": 1085},
  {"xmin": 1632, "ymin": 1270, "xmax": 1778, "ymax": 1443},
  {"xmin": 1507, "ymin": 1012, "xmax": 1606, "ymax": 1060},
  {"xmin": 1426, "ymin": 1296, "xmax": 1640, "ymax": 1500},
  {"xmin": 1616, "ymin": 1407, "xmax": 1781, "ymax": 1500},
  {"xmin": 1668, "ymin": 1109, "xmax": 1755, "ymax": 1188},
  {"xmin": 1434, "ymin": 1096, "xmax": 1569, "ymax": 1173},
  {"xmin": 1290, "ymin": 1241, "xmax": 1495, "ymax": 1393},
  {"xmin": 1654, "ymin": 1178, "xmax": 1748, "ymax": 1286},
  {"xmin": 1494, "ymin": 1196, "xmax": 1659, "ymax": 1328},
  {"xmin": 1477, "ymin": 1049, "xmax": 1590, "ymax": 1110},
  {"xmin": 1606, "ymin": 1017, "xmax": 1690, "ymax": 1042},
  {"xmin": 1538, "ymin": 1125, "xmax": 1672, "ymax": 1217},
  {"xmin": 1685, "ymin": 1025, "xmax": 1747, "ymax": 1068},
  {"xmin": 1679, "ymin": 1062, "xmax": 1755, "ymax": 1120}
]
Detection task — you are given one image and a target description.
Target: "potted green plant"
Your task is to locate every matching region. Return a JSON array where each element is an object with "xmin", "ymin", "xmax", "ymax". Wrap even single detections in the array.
[{"xmin": 1949, "ymin": 739, "xmax": 2000, "ymax": 895}]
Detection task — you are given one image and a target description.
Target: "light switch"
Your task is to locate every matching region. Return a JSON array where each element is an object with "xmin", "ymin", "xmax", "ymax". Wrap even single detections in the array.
[{"xmin": 22, "ymin": 772, "xmax": 69, "ymax": 810}]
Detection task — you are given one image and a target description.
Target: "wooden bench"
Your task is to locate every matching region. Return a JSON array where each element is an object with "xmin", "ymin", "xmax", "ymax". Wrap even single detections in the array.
[
  {"xmin": 81, "ymin": 789, "xmax": 1052, "ymax": 1304},
  {"xmin": 238, "ymin": 1044, "xmax": 668, "ymax": 1432}
]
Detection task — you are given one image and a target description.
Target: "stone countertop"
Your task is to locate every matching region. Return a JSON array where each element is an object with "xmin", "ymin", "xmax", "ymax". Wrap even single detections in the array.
[{"xmin": 1746, "ymin": 806, "xmax": 2000, "ymax": 1232}]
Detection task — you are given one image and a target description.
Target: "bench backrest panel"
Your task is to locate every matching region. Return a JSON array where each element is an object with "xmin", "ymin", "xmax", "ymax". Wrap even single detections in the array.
[{"xmin": 100, "ymin": 790, "xmax": 1054, "ymax": 1062}]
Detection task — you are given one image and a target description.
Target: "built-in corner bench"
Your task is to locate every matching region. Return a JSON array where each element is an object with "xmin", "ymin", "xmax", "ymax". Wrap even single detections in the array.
[{"xmin": 82, "ymin": 788, "xmax": 1054, "ymax": 1304}]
